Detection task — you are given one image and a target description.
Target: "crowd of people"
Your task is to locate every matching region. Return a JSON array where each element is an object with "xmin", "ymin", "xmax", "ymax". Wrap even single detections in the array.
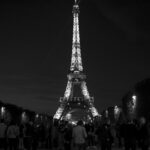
[{"xmin": 0, "ymin": 117, "xmax": 150, "ymax": 150}]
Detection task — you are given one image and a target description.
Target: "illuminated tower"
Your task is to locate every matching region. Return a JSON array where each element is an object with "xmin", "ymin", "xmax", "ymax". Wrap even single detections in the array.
[{"xmin": 54, "ymin": 0, "xmax": 99, "ymax": 122}]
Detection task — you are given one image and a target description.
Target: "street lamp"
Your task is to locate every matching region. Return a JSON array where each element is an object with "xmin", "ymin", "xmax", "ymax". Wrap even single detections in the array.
[
  {"xmin": 132, "ymin": 95, "xmax": 137, "ymax": 110},
  {"xmin": 128, "ymin": 94, "xmax": 137, "ymax": 119},
  {"xmin": 114, "ymin": 105, "xmax": 121, "ymax": 120},
  {"xmin": 1, "ymin": 107, "xmax": 5, "ymax": 118},
  {"xmin": 21, "ymin": 112, "xmax": 27, "ymax": 123},
  {"xmin": 36, "ymin": 114, "xmax": 39, "ymax": 118}
]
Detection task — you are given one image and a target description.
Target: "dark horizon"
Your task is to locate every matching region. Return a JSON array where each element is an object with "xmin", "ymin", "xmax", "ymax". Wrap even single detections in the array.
[{"xmin": 0, "ymin": 0, "xmax": 149, "ymax": 115}]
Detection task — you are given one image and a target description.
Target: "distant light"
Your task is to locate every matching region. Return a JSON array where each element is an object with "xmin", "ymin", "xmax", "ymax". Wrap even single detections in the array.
[
  {"xmin": 1, "ymin": 107, "xmax": 5, "ymax": 114},
  {"xmin": 132, "ymin": 95, "xmax": 137, "ymax": 110},
  {"xmin": 88, "ymin": 115, "xmax": 91, "ymax": 120},
  {"xmin": 1, "ymin": 107, "xmax": 5, "ymax": 118},
  {"xmin": 114, "ymin": 106, "xmax": 119, "ymax": 115},
  {"xmin": 132, "ymin": 95, "xmax": 137, "ymax": 101},
  {"xmin": 22, "ymin": 112, "xmax": 25, "ymax": 118},
  {"xmin": 21, "ymin": 112, "xmax": 27, "ymax": 122},
  {"xmin": 66, "ymin": 113, "xmax": 71, "ymax": 120},
  {"xmin": 114, "ymin": 106, "xmax": 121, "ymax": 120},
  {"xmin": 105, "ymin": 110, "xmax": 108, "ymax": 118},
  {"xmin": 128, "ymin": 95, "xmax": 137, "ymax": 114},
  {"xmin": 36, "ymin": 114, "xmax": 39, "ymax": 118}
]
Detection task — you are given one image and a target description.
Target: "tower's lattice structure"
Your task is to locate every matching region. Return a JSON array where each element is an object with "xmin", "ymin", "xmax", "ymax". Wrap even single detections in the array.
[{"xmin": 54, "ymin": 0, "xmax": 99, "ymax": 122}]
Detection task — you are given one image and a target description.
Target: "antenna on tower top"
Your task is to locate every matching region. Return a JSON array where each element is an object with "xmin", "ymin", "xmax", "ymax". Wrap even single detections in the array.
[{"xmin": 74, "ymin": 0, "xmax": 80, "ymax": 5}]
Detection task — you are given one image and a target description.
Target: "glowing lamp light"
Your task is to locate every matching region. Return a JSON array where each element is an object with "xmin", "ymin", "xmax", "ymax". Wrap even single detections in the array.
[
  {"xmin": 1, "ymin": 107, "xmax": 5, "ymax": 113},
  {"xmin": 132, "ymin": 95, "xmax": 136, "ymax": 99},
  {"xmin": 36, "ymin": 114, "xmax": 39, "ymax": 118},
  {"xmin": 132, "ymin": 95, "xmax": 137, "ymax": 110},
  {"xmin": 105, "ymin": 110, "xmax": 108, "ymax": 118},
  {"xmin": 71, "ymin": 121, "xmax": 77, "ymax": 125},
  {"xmin": 128, "ymin": 95, "xmax": 137, "ymax": 115},
  {"xmin": 1, "ymin": 107, "xmax": 5, "ymax": 118},
  {"xmin": 21, "ymin": 112, "xmax": 27, "ymax": 122},
  {"xmin": 114, "ymin": 106, "xmax": 119, "ymax": 115}
]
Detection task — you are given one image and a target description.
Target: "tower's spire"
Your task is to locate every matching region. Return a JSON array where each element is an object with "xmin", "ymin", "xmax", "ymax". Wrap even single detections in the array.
[{"xmin": 70, "ymin": 0, "xmax": 83, "ymax": 72}]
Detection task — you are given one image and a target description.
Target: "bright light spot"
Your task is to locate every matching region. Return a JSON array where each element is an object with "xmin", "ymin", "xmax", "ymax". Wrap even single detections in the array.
[
  {"xmin": 128, "ymin": 95, "xmax": 137, "ymax": 114},
  {"xmin": 106, "ymin": 110, "xmax": 108, "ymax": 118},
  {"xmin": 1, "ymin": 107, "xmax": 5, "ymax": 114},
  {"xmin": 114, "ymin": 106, "xmax": 120, "ymax": 119},
  {"xmin": 36, "ymin": 114, "xmax": 39, "ymax": 118},
  {"xmin": 132, "ymin": 95, "xmax": 137, "ymax": 110},
  {"xmin": 71, "ymin": 121, "xmax": 77, "ymax": 125},
  {"xmin": 21, "ymin": 112, "xmax": 27, "ymax": 122},
  {"xmin": 22, "ymin": 112, "xmax": 26, "ymax": 118},
  {"xmin": 132, "ymin": 95, "xmax": 136, "ymax": 101},
  {"xmin": 66, "ymin": 113, "xmax": 71, "ymax": 120},
  {"xmin": 1, "ymin": 107, "xmax": 5, "ymax": 118},
  {"xmin": 114, "ymin": 106, "xmax": 119, "ymax": 115}
]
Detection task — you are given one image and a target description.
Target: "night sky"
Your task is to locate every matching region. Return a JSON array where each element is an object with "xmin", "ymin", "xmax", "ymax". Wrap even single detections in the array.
[{"xmin": 0, "ymin": 0, "xmax": 149, "ymax": 115}]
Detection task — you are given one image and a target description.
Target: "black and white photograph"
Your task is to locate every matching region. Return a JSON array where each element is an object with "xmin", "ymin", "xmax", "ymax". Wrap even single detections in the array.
[{"xmin": 0, "ymin": 0, "xmax": 149, "ymax": 150}]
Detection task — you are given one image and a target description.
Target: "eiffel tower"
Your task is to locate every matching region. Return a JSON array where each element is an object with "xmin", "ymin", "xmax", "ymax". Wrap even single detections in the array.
[{"xmin": 53, "ymin": 0, "xmax": 99, "ymax": 123}]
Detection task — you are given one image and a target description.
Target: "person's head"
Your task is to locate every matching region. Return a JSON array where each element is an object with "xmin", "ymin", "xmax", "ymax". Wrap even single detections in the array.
[{"xmin": 77, "ymin": 120, "xmax": 83, "ymax": 126}]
